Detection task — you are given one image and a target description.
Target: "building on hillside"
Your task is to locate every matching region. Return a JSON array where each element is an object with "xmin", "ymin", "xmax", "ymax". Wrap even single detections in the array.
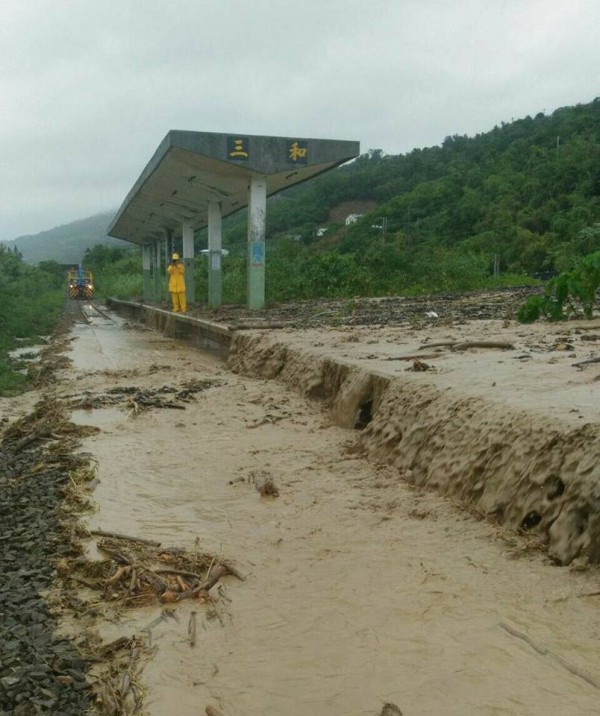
[{"xmin": 345, "ymin": 213, "xmax": 363, "ymax": 225}]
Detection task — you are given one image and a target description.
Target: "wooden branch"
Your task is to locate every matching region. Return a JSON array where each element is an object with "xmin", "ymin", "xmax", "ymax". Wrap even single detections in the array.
[
  {"xmin": 90, "ymin": 529, "xmax": 161, "ymax": 547},
  {"xmin": 104, "ymin": 565, "xmax": 131, "ymax": 585},
  {"xmin": 174, "ymin": 564, "xmax": 228, "ymax": 602},
  {"xmin": 419, "ymin": 340, "xmax": 514, "ymax": 352},
  {"xmin": 419, "ymin": 341, "xmax": 456, "ymax": 349},
  {"xmin": 572, "ymin": 357, "xmax": 600, "ymax": 368},
  {"xmin": 221, "ymin": 560, "xmax": 246, "ymax": 581},
  {"xmin": 453, "ymin": 341, "xmax": 514, "ymax": 350},
  {"xmin": 188, "ymin": 611, "xmax": 197, "ymax": 648},
  {"xmin": 231, "ymin": 322, "xmax": 291, "ymax": 330},
  {"xmin": 155, "ymin": 568, "xmax": 203, "ymax": 581},
  {"xmin": 14, "ymin": 426, "xmax": 52, "ymax": 453},
  {"xmin": 384, "ymin": 353, "xmax": 441, "ymax": 361},
  {"xmin": 499, "ymin": 622, "xmax": 600, "ymax": 690},
  {"xmin": 97, "ymin": 544, "xmax": 133, "ymax": 565},
  {"xmin": 206, "ymin": 707, "xmax": 225, "ymax": 716}
]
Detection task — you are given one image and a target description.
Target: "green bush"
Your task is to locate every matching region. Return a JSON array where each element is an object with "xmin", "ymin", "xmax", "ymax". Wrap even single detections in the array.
[{"xmin": 517, "ymin": 250, "xmax": 600, "ymax": 322}]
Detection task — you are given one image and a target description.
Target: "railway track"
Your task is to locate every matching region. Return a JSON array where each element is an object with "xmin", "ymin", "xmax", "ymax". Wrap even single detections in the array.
[{"xmin": 67, "ymin": 298, "xmax": 118, "ymax": 325}]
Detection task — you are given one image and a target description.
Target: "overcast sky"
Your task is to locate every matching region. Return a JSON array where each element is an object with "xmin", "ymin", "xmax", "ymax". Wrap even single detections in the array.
[{"xmin": 1, "ymin": 0, "xmax": 599, "ymax": 241}]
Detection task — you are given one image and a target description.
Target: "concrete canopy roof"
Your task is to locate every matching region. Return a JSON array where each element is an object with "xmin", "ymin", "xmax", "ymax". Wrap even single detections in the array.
[{"xmin": 107, "ymin": 130, "xmax": 360, "ymax": 245}]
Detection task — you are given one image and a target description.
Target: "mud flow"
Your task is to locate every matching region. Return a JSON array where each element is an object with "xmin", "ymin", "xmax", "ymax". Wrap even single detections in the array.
[{"xmin": 10, "ymin": 297, "xmax": 600, "ymax": 715}]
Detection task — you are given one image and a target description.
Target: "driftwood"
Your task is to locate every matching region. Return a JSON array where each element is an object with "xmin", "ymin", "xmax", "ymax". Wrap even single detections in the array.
[
  {"xmin": 221, "ymin": 560, "xmax": 246, "ymax": 581},
  {"xmin": 97, "ymin": 544, "xmax": 134, "ymax": 565},
  {"xmin": 380, "ymin": 704, "xmax": 403, "ymax": 716},
  {"xmin": 90, "ymin": 529, "xmax": 161, "ymax": 547},
  {"xmin": 167, "ymin": 564, "xmax": 228, "ymax": 602},
  {"xmin": 155, "ymin": 568, "xmax": 203, "ymax": 581},
  {"xmin": 453, "ymin": 340, "xmax": 514, "ymax": 350},
  {"xmin": 206, "ymin": 707, "xmax": 225, "ymax": 716},
  {"xmin": 499, "ymin": 622, "xmax": 600, "ymax": 690},
  {"xmin": 572, "ymin": 356, "xmax": 600, "ymax": 368},
  {"xmin": 188, "ymin": 611, "xmax": 197, "ymax": 648},
  {"xmin": 14, "ymin": 426, "xmax": 52, "ymax": 453},
  {"xmin": 385, "ymin": 353, "xmax": 441, "ymax": 362},
  {"xmin": 230, "ymin": 322, "xmax": 291, "ymax": 331},
  {"xmin": 420, "ymin": 340, "xmax": 514, "ymax": 351}
]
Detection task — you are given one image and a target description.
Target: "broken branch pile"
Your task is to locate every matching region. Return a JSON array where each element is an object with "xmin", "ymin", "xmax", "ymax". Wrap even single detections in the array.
[
  {"xmin": 65, "ymin": 378, "xmax": 222, "ymax": 414},
  {"xmin": 61, "ymin": 534, "xmax": 241, "ymax": 608}
]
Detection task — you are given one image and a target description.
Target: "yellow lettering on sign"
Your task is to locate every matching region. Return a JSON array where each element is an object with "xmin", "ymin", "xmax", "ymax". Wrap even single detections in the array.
[
  {"xmin": 288, "ymin": 141, "xmax": 308, "ymax": 162},
  {"xmin": 229, "ymin": 139, "xmax": 249, "ymax": 158}
]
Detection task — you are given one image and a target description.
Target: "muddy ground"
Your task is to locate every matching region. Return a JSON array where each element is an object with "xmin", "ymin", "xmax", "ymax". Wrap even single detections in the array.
[{"xmin": 2, "ymin": 288, "xmax": 600, "ymax": 716}]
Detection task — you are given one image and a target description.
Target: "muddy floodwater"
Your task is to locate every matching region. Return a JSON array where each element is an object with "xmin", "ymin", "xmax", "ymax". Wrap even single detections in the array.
[{"xmin": 52, "ymin": 306, "xmax": 600, "ymax": 715}]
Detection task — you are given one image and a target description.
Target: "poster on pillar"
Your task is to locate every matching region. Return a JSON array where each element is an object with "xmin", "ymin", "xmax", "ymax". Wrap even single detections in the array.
[
  {"xmin": 211, "ymin": 253, "xmax": 221, "ymax": 271},
  {"xmin": 250, "ymin": 242, "xmax": 264, "ymax": 267}
]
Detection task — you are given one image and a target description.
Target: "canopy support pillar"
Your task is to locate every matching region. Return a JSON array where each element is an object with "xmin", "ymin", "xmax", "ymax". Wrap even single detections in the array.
[
  {"xmin": 208, "ymin": 201, "xmax": 223, "ymax": 307},
  {"xmin": 153, "ymin": 240, "xmax": 162, "ymax": 302},
  {"xmin": 247, "ymin": 175, "xmax": 267, "ymax": 310},
  {"xmin": 182, "ymin": 221, "xmax": 195, "ymax": 306},
  {"xmin": 142, "ymin": 244, "xmax": 152, "ymax": 301}
]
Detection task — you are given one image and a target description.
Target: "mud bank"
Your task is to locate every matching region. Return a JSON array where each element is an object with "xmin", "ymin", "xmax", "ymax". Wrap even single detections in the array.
[{"xmin": 228, "ymin": 332, "xmax": 600, "ymax": 566}]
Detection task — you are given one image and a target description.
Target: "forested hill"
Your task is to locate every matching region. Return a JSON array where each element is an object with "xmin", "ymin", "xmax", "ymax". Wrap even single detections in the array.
[
  {"xmin": 223, "ymin": 97, "xmax": 600, "ymax": 278},
  {"xmin": 3, "ymin": 211, "xmax": 123, "ymax": 265}
]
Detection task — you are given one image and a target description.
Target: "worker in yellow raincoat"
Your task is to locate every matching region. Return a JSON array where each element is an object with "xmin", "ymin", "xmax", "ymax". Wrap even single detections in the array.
[{"xmin": 167, "ymin": 253, "xmax": 186, "ymax": 313}]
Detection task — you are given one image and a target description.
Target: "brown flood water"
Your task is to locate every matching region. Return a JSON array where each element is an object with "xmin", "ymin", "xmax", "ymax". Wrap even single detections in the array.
[{"xmin": 59, "ymin": 311, "xmax": 600, "ymax": 716}]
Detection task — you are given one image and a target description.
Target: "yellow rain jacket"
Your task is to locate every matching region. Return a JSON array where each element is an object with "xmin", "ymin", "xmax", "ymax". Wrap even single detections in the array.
[{"xmin": 167, "ymin": 261, "xmax": 186, "ymax": 292}]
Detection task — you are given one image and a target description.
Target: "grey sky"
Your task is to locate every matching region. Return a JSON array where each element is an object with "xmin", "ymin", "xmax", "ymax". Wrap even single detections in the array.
[{"xmin": 1, "ymin": 0, "xmax": 599, "ymax": 241}]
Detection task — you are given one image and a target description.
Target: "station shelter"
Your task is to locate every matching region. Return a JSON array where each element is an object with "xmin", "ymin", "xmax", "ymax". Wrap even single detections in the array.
[{"xmin": 107, "ymin": 131, "xmax": 359, "ymax": 309}]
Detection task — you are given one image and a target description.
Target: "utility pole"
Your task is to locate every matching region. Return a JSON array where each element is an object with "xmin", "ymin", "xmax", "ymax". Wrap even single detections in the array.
[{"xmin": 371, "ymin": 217, "xmax": 388, "ymax": 243}]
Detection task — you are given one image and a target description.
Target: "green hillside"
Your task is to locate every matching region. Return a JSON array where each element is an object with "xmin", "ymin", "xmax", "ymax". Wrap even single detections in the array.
[
  {"xmin": 217, "ymin": 98, "xmax": 600, "ymax": 289},
  {"xmin": 3, "ymin": 211, "xmax": 125, "ymax": 265}
]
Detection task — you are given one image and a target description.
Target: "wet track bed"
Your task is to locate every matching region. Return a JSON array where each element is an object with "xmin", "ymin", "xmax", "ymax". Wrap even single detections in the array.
[{"xmin": 2, "ymin": 295, "xmax": 600, "ymax": 715}]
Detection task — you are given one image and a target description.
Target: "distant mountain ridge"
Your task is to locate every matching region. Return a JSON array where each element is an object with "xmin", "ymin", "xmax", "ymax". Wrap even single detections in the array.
[{"xmin": 2, "ymin": 211, "xmax": 126, "ymax": 264}]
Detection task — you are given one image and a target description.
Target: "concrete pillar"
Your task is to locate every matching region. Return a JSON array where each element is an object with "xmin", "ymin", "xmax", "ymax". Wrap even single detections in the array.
[
  {"xmin": 165, "ymin": 229, "xmax": 173, "ymax": 266},
  {"xmin": 142, "ymin": 244, "xmax": 152, "ymax": 301},
  {"xmin": 153, "ymin": 240, "xmax": 161, "ymax": 302},
  {"xmin": 247, "ymin": 175, "xmax": 267, "ymax": 309},
  {"xmin": 182, "ymin": 220, "xmax": 195, "ymax": 306},
  {"xmin": 207, "ymin": 201, "xmax": 223, "ymax": 307}
]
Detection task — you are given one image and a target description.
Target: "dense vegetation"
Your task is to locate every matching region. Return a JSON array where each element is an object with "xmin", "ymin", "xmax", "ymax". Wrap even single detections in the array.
[
  {"xmin": 518, "ymin": 249, "xmax": 600, "ymax": 322},
  {"xmin": 0, "ymin": 247, "xmax": 65, "ymax": 395},
  {"xmin": 82, "ymin": 245, "xmax": 143, "ymax": 299}
]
